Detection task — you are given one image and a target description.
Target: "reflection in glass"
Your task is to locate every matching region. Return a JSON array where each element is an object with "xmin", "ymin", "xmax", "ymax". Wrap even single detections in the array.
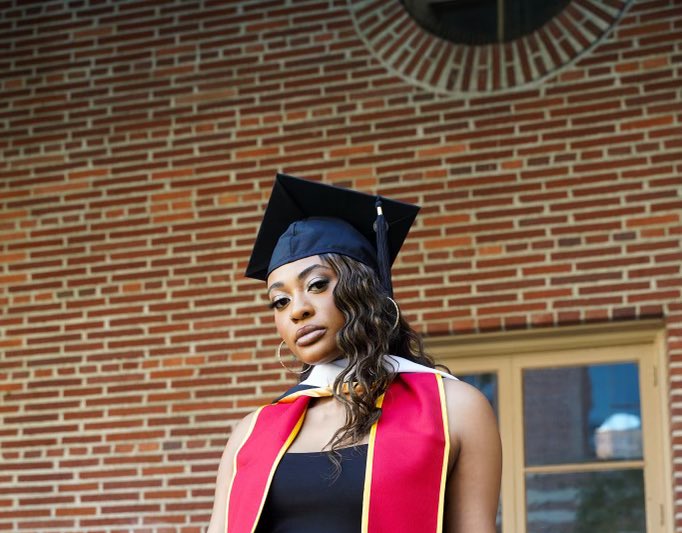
[
  {"xmin": 526, "ymin": 469, "xmax": 645, "ymax": 533},
  {"xmin": 459, "ymin": 372, "xmax": 501, "ymax": 533},
  {"xmin": 523, "ymin": 362, "xmax": 641, "ymax": 466}
]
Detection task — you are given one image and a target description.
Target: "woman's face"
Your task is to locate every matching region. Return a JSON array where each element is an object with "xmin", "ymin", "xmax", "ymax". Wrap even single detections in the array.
[{"xmin": 267, "ymin": 255, "xmax": 346, "ymax": 366}]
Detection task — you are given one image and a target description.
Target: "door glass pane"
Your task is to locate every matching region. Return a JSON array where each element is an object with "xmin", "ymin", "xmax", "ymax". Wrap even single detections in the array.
[
  {"xmin": 459, "ymin": 372, "xmax": 501, "ymax": 533},
  {"xmin": 523, "ymin": 362, "xmax": 641, "ymax": 466},
  {"xmin": 525, "ymin": 469, "xmax": 645, "ymax": 533}
]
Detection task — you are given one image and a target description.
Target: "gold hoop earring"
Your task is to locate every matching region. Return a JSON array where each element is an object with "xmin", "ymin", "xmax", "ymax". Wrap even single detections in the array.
[
  {"xmin": 277, "ymin": 341, "xmax": 310, "ymax": 374},
  {"xmin": 387, "ymin": 296, "xmax": 400, "ymax": 332}
]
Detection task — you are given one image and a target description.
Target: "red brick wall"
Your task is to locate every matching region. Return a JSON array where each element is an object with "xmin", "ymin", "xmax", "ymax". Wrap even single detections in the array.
[{"xmin": 0, "ymin": 0, "xmax": 680, "ymax": 531}]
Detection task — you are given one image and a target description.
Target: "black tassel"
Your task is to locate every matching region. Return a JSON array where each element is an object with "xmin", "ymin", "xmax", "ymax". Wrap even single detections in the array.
[{"xmin": 374, "ymin": 198, "xmax": 393, "ymax": 297}]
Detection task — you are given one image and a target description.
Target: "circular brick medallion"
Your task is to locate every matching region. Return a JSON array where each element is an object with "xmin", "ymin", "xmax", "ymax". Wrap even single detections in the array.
[{"xmin": 348, "ymin": 0, "xmax": 632, "ymax": 94}]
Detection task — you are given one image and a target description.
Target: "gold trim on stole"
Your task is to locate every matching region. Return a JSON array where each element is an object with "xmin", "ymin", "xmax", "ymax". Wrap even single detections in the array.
[
  {"xmin": 360, "ymin": 392, "xmax": 385, "ymax": 533},
  {"xmin": 435, "ymin": 374, "xmax": 451, "ymax": 533}
]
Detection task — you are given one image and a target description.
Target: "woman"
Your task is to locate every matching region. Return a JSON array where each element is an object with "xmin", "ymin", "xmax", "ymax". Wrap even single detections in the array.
[{"xmin": 207, "ymin": 174, "xmax": 501, "ymax": 533}]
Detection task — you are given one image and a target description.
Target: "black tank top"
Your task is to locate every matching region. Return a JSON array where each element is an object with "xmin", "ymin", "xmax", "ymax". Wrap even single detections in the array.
[{"xmin": 254, "ymin": 445, "xmax": 368, "ymax": 533}]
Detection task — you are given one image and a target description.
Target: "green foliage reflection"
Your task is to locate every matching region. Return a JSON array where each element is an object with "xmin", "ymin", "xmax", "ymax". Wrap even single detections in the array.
[{"xmin": 574, "ymin": 470, "xmax": 645, "ymax": 533}]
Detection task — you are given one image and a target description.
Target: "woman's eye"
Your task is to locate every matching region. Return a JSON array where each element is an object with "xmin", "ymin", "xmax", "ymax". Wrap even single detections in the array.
[
  {"xmin": 308, "ymin": 279, "xmax": 329, "ymax": 291},
  {"xmin": 269, "ymin": 297, "xmax": 289, "ymax": 310}
]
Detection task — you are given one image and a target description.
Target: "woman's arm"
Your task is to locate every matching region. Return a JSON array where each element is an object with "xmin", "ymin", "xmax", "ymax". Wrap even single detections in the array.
[
  {"xmin": 443, "ymin": 379, "xmax": 502, "ymax": 533},
  {"xmin": 206, "ymin": 411, "xmax": 257, "ymax": 533}
]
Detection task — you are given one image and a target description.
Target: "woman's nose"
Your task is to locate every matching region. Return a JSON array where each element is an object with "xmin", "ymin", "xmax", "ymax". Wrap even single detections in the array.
[{"xmin": 289, "ymin": 294, "xmax": 313, "ymax": 321}]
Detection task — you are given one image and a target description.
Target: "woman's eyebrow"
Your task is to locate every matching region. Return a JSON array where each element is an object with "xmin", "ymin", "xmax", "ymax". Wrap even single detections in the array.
[{"xmin": 267, "ymin": 264, "xmax": 331, "ymax": 294}]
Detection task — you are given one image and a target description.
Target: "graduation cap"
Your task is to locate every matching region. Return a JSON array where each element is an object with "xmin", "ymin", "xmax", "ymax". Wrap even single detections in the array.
[{"xmin": 245, "ymin": 173, "xmax": 420, "ymax": 297}]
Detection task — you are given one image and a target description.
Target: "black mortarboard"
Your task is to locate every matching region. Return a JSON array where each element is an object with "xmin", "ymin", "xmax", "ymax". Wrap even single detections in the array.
[{"xmin": 245, "ymin": 173, "xmax": 420, "ymax": 296}]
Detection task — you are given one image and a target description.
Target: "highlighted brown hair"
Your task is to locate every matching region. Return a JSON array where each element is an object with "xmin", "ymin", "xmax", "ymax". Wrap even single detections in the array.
[{"xmin": 316, "ymin": 253, "xmax": 437, "ymax": 463}]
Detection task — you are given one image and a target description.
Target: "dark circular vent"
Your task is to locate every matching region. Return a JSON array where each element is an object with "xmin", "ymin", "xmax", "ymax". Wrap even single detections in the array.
[
  {"xmin": 401, "ymin": 0, "xmax": 573, "ymax": 45},
  {"xmin": 348, "ymin": 0, "xmax": 632, "ymax": 94}
]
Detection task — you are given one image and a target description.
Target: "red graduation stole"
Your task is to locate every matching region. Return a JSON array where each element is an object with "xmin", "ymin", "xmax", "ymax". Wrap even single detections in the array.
[{"xmin": 225, "ymin": 372, "xmax": 450, "ymax": 533}]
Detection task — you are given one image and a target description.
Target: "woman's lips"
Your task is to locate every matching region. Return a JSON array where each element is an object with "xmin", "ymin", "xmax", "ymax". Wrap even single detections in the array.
[{"xmin": 295, "ymin": 326, "xmax": 326, "ymax": 346}]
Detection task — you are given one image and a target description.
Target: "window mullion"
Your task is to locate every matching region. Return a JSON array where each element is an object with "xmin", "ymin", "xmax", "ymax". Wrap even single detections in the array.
[
  {"xmin": 524, "ymin": 460, "xmax": 645, "ymax": 475},
  {"xmin": 511, "ymin": 355, "xmax": 528, "ymax": 533}
]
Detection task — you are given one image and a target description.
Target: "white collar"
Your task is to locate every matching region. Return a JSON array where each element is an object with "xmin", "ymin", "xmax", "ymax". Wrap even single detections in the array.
[{"xmin": 300, "ymin": 354, "xmax": 457, "ymax": 388}]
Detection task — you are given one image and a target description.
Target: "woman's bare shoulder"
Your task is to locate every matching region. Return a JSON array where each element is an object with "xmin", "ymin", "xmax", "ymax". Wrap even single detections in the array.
[
  {"xmin": 228, "ymin": 409, "xmax": 260, "ymax": 447},
  {"xmin": 441, "ymin": 378, "xmax": 502, "ymax": 531},
  {"xmin": 206, "ymin": 408, "xmax": 261, "ymax": 533},
  {"xmin": 441, "ymin": 378, "xmax": 499, "ymax": 450},
  {"xmin": 442, "ymin": 378, "xmax": 492, "ymax": 411}
]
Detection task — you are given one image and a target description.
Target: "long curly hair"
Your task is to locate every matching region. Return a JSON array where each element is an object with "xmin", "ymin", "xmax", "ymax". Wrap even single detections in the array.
[{"xmin": 311, "ymin": 253, "xmax": 437, "ymax": 459}]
